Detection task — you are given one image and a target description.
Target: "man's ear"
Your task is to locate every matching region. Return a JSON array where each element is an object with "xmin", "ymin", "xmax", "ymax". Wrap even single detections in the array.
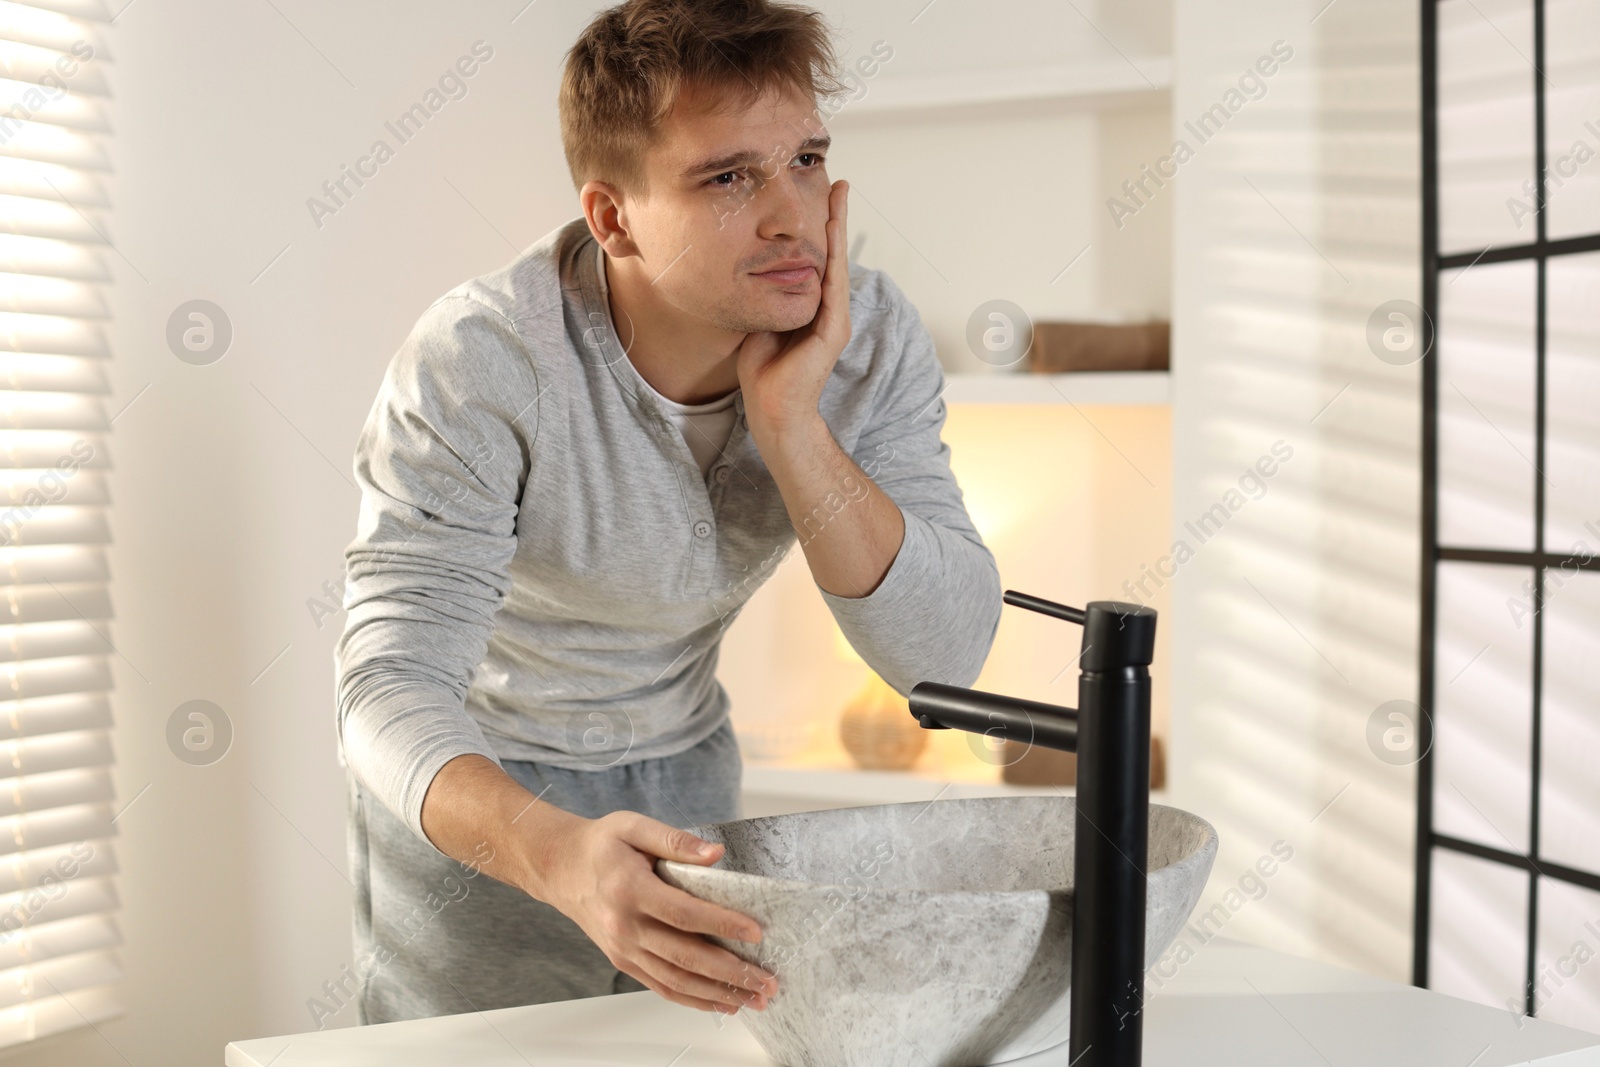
[{"xmin": 580, "ymin": 180, "xmax": 641, "ymax": 258}]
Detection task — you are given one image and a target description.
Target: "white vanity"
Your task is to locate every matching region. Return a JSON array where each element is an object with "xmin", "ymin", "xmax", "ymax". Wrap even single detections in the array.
[{"xmin": 226, "ymin": 936, "xmax": 1600, "ymax": 1066}]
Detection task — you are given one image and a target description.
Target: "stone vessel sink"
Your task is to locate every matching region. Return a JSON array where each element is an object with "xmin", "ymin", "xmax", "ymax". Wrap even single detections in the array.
[{"xmin": 655, "ymin": 795, "xmax": 1218, "ymax": 1067}]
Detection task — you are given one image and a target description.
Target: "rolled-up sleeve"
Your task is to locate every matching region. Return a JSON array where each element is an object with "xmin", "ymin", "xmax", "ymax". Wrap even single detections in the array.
[
  {"xmin": 334, "ymin": 294, "xmax": 539, "ymax": 852},
  {"xmin": 817, "ymin": 287, "xmax": 1004, "ymax": 694}
]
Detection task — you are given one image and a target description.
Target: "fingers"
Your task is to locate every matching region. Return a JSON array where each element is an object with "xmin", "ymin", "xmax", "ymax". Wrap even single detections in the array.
[
  {"xmin": 638, "ymin": 871, "xmax": 765, "ymax": 941},
  {"xmin": 633, "ymin": 880, "xmax": 777, "ymax": 997},
  {"xmin": 632, "ymin": 938, "xmax": 774, "ymax": 1014},
  {"xmin": 611, "ymin": 810, "xmax": 723, "ymax": 865},
  {"xmin": 615, "ymin": 958, "xmax": 743, "ymax": 1015},
  {"xmin": 736, "ymin": 328, "xmax": 783, "ymax": 367},
  {"xmin": 820, "ymin": 180, "xmax": 851, "ymax": 342},
  {"xmin": 596, "ymin": 812, "xmax": 780, "ymax": 1014},
  {"xmin": 835, "ymin": 179, "xmax": 848, "ymax": 267},
  {"xmin": 634, "ymin": 916, "xmax": 778, "ymax": 1002},
  {"xmin": 604, "ymin": 811, "xmax": 760, "ymax": 944}
]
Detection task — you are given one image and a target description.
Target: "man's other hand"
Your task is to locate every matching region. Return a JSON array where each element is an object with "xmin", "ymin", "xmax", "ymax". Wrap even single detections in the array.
[{"xmin": 539, "ymin": 810, "xmax": 779, "ymax": 1015}]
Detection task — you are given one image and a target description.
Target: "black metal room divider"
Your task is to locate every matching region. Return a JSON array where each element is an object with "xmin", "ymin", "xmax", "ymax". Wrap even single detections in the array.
[{"xmin": 1419, "ymin": 0, "xmax": 1600, "ymax": 1025}]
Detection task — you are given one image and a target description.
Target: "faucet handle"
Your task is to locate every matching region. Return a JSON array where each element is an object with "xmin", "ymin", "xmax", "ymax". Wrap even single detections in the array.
[
  {"xmin": 1002, "ymin": 589, "xmax": 1086, "ymax": 625},
  {"xmin": 1006, "ymin": 591, "xmax": 1158, "ymax": 671}
]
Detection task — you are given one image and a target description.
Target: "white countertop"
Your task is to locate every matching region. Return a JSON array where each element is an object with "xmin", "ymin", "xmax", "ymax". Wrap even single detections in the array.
[{"xmin": 226, "ymin": 936, "xmax": 1600, "ymax": 1066}]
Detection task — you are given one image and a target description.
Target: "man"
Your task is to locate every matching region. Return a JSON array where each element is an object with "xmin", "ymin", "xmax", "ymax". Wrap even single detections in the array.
[{"xmin": 334, "ymin": 0, "xmax": 1002, "ymax": 1026}]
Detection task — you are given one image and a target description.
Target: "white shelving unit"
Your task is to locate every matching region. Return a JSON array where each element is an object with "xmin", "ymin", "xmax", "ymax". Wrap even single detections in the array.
[
  {"xmin": 944, "ymin": 370, "xmax": 1170, "ymax": 405},
  {"xmin": 831, "ymin": 58, "xmax": 1173, "ymax": 119}
]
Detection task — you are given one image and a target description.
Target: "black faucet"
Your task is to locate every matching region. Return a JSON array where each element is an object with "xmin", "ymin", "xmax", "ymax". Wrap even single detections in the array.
[{"xmin": 907, "ymin": 590, "xmax": 1156, "ymax": 1067}]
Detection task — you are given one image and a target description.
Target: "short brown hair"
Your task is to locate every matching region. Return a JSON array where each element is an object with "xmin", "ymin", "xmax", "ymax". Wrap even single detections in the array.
[{"xmin": 559, "ymin": 0, "xmax": 846, "ymax": 199}]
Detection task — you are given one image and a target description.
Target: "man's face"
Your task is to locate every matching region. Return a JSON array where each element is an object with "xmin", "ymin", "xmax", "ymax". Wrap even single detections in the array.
[{"xmin": 620, "ymin": 82, "xmax": 833, "ymax": 335}]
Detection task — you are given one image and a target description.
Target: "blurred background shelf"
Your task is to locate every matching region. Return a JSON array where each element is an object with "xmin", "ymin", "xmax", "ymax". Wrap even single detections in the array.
[
  {"xmin": 944, "ymin": 370, "xmax": 1171, "ymax": 406},
  {"xmin": 832, "ymin": 58, "xmax": 1173, "ymax": 119}
]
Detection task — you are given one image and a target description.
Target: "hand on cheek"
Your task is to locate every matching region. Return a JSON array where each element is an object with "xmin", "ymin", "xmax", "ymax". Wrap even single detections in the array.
[{"xmin": 737, "ymin": 179, "xmax": 851, "ymax": 447}]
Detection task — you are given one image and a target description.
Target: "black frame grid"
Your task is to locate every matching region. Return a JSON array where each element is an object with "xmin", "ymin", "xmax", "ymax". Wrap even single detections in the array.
[{"xmin": 1417, "ymin": 0, "xmax": 1600, "ymax": 1013}]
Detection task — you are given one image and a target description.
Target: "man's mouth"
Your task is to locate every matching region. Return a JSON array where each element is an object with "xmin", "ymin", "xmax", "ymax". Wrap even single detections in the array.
[
  {"xmin": 752, "ymin": 259, "xmax": 825, "ymax": 287},
  {"xmin": 753, "ymin": 266, "xmax": 817, "ymax": 285}
]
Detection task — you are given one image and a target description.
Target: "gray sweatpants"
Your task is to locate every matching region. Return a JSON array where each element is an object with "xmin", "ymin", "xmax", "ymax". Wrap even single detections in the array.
[{"xmin": 345, "ymin": 717, "xmax": 743, "ymax": 1023}]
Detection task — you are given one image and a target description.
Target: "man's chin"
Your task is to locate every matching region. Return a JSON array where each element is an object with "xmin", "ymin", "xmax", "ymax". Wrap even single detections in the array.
[{"xmin": 722, "ymin": 299, "xmax": 820, "ymax": 335}]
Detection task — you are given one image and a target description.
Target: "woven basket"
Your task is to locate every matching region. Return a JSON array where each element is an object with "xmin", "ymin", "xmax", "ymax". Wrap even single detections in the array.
[{"xmin": 838, "ymin": 674, "xmax": 927, "ymax": 770}]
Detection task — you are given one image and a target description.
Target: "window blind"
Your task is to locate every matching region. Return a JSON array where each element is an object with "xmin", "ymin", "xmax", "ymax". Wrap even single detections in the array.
[{"xmin": 0, "ymin": 0, "xmax": 120, "ymax": 1047}]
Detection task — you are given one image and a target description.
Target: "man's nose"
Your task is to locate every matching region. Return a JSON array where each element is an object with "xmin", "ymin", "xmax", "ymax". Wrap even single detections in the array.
[{"xmin": 754, "ymin": 168, "xmax": 812, "ymax": 241}]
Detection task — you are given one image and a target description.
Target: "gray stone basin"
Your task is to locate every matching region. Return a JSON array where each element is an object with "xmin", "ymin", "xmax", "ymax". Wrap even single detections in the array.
[{"xmin": 656, "ymin": 794, "xmax": 1217, "ymax": 1067}]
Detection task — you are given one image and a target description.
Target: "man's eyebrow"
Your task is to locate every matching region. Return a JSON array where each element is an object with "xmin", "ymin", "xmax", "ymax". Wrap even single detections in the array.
[{"xmin": 680, "ymin": 133, "xmax": 831, "ymax": 179}]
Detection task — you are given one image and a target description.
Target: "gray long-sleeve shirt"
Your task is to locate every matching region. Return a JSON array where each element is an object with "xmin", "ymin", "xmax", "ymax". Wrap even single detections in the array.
[{"xmin": 334, "ymin": 216, "xmax": 1003, "ymax": 850}]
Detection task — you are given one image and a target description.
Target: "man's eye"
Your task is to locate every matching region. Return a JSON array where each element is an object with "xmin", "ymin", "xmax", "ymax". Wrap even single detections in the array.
[{"xmin": 710, "ymin": 154, "xmax": 822, "ymax": 188}]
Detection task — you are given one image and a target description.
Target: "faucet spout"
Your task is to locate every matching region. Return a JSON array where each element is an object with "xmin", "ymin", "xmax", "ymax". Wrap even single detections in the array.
[{"xmin": 907, "ymin": 681, "xmax": 1078, "ymax": 753}]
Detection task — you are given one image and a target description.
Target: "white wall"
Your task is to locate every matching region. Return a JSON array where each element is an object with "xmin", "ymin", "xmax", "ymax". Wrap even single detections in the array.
[{"xmin": 1167, "ymin": 0, "xmax": 1421, "ymax": 983}]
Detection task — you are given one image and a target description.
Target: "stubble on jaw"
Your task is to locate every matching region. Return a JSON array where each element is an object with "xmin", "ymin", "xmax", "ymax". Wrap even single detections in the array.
[{"xmin": 699, "ymin": 275, "xmax": 820, "ymax": 335}]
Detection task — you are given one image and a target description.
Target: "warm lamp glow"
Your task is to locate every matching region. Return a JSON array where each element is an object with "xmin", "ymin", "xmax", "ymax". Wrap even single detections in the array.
[{"xmin": 832, "ymin": 621, "xmax": 862, "ymax": 664}]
